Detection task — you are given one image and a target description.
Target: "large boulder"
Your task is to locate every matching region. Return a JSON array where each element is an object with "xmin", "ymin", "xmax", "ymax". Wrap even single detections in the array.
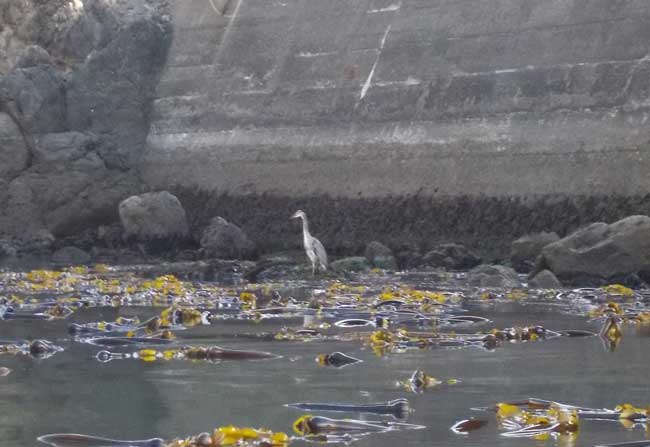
[
  {"xmin": 200, "ymin": 217, "xmax": 257, "ymax": 260},
  {"xmin": 364, "ymin": 241, "xmax": 397, "ymax": 270},
  {"xmin": 539, "ymin": 216, "xmax": 650, "ymax": 283},
  {"xmin": 468, "ymin": 264, "xmax": 522, "ymax": 288},
  {"xmin": 422, "ymin": 243, "xmax": 481, "ymax": 270},
  {"xmin": 0, "ymin": 112, "xmax": 29, "ymax": 179},
  {"xmin": 529, "ymin": 269, "xmax": 562, "ymax": 289},
  {"xmin": 119, "ymin": 191, "xmax": 189, "ymax": 239},
  {"xmin": 510, "ymin": 231, "xmax": 560, "ymax": 273}
]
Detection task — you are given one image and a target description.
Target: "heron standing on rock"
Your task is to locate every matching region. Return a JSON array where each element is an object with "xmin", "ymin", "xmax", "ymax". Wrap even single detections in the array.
[{"xmin": 291, "ymin": 210, "xmax": 328, "ymax": 275}]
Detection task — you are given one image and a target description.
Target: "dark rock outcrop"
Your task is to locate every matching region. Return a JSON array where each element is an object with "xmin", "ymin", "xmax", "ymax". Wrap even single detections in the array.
[
  {"xmin": 510, "ymin": 232, "xmax": 560, "ymax": 273},
  {"xmin": 364, "ymin": 241, "xmax": 397, "ymax": 270},
  {"xmin": 15, "ymin": 45, "xmax": 52, "ymax": 69},
  {"xmin": 1, "ymin": 63, "xmax": 66, "ymax": 134},
  {"xmin": 0, "ymin": 0, "xmax": 172, "ymax": 244},
  {"xmin": 468, "ymin": 264, "xmax": 522, "ymax": 288},
  {"xmin": 0, "ymin": 112, "xmax": 29, "ymax": 179},
  {"xmin": 422, "ymin": 243, "xmax": 481, "ymax": 270},
  {"xmin": 0, "ymin": 239, "xmax": 18, "ymax": 259},
  {"xmin": 65, "ymin": 4, "xmax": 172, "ymax": 169},
  {"xmin": 51, "ymin": 246, "xmax": 91, "ymax": 265},
  {"xmin": 538, "ymin": 215, "xmax": 650, "ymax": 284},
  {"xmin": 199, "ymin": 217, "xmax": 257, "ymax": 260}
]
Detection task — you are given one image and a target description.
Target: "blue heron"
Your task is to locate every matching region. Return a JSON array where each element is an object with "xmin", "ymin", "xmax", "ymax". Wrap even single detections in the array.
[{"xmin": 291, "ymin": 210, "xmax": 328, "ymax": 275}]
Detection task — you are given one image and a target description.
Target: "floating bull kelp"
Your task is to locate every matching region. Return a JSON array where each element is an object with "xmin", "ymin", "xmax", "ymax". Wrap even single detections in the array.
[
  {"xmin": 38, "ymin": 434, "xmax": 164, "ymax": 447},
  {"xmin": 38, "ymin": 425, "xmax": 290, "ymax": 447},
  {"xmin": 68, "ymin": 316, "xmax": 152, "ymax": 335},
  {"xmin": 600, "ymin": 316, "xmax": 623, "ymax": 346},
  {"xmin": 1, "ymin": 268, "xmax": 287, "ymax": 315},
  {"xmin": 166, "ymin": 426, "xmax": 290, "ymax": 447},
  {"xmin": 96, "ymin": 346, "xmax": 280, "ymax": 363},
  {"xmin": 286, "ymin": 398, "xmax": 410, "ymax": 419},
  {"xmin": 69, "ymin": 306, "xmax": 209, "ymax": 343},
  {"xmin": 459, "ymin": 398, "xmax": 650, "ymax": 440},
  {"xmin": 474, "ymin": 398, "xmax": 650, "ymax": 420},
  {"xmin": 0, "ymin": 300, "xmax": 76, "ymax": 320},
  {"xmin": 79, "ymin": 329, "xmax": 176, "ymax": 347},
  {"xmin": 452, "ymin": 399, "xmax": 581, "ymax": 441},
  {"xmin": 0, "ymin": 339, "xmax": 63, "ymax": 359},
  {"xmin": 273, "ymin": 328, "xmax": 331, "ymax": 342},
  {"xmin": 366, "ymin": 323, "xmax": 594, "ymax": 355},
  {"xmin": 38, "ymin": 416, "xmax": 422, "ymax": 447},
  {"xmin": 595, "ymin": 441, "xmax": 650, "ymax": 447},
  {"xmin": 450, "ymin": 418, "xmax": 488, "ymax": 434},
  {"xmin": 292, "ymin": 415, "xmax": 425, "ymax": 440},
  {"xmin": 159, "ymin": 306, "xmax": 211, "ymax": 327},
  {"xmin": 398, "ymin": 370, "xmax": 459, "ymax": 394},
  {"xmin": 315, "ymin": 352, "xmax": 362, "ymax": 368}
]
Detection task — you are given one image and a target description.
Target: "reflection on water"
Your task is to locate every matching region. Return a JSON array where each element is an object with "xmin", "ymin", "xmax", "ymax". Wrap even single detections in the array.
[{"xmin": 1, "ymin": 274, "xmax": 650, "ymax": 447}]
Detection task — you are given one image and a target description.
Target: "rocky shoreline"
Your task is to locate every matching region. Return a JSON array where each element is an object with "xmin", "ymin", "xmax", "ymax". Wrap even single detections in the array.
[
  {"xmin": 2, "ymin": 2, "xmax": 650, "ymax": 290},
  {"xmin": 3, "ymin": 189, "xmax": 650, "ymax": 290}
]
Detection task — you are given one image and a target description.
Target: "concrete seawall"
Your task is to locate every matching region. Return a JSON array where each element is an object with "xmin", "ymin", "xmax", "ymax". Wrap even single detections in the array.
[{"xmin": 142, "ymin": 0, "xmax": 650, "ymax": 257}]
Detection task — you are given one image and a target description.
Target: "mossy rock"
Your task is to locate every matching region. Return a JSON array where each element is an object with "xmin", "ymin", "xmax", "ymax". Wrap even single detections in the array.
[
  {"xmin": 371, "ymin": 255, "xmax": 397, "ymax": 270},
  {"xmin": 331, "ymin": 257, "xmax": 371, "ymax": 273}
]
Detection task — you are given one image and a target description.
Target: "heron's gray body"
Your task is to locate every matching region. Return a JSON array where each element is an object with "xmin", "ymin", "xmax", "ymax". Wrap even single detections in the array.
[{"xmin": 292, "ymin": 211, "xmax": 328, "ymax": 275}]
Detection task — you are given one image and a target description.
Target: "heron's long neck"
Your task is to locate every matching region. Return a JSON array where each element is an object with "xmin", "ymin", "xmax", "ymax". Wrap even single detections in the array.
[{"xmin": 301, "ymin": 216, "xmax": 311, "ymax": 238}]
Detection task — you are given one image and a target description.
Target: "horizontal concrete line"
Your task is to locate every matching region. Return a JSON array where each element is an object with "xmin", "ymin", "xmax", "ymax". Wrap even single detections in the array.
[
  {"xmin": 146, "ymin": 111, "xmax": 650, "ymax": 160},
  {"xmin": 464, "ymin": 55, "xmax": 650, "ymax": 76},
  {"xmin": 149, "ymin": 91, "xmax": 646, "ymax": 124},
  {"xmin": 159, "ymin": 64, "xmax": 216, "ymax": 80},
  {"xmin": 406, "ymin": 8, "xmax": 650, "ymax": 41},
  {"xmin": 153, "ymin": 55, "xmax": 649, "ymax": 104},
  {"xmin": 144, "ymin": 141, "xmax": 650, "ymax": 169}
]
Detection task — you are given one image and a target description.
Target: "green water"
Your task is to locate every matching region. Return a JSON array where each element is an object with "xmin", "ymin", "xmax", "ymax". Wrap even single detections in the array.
[{"xmin": 1, "ymin": 275, "xmax": 649, "ymax": 447}]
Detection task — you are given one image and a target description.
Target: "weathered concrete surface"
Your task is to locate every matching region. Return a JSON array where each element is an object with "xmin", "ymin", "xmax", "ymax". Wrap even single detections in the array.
[
  {"xmin": 145, "ymin": 0, "xmax": 650, "ymax": 195},
  {"xmin": 139, "ymin": 0, "xmax": 650, "ymax": 257}
]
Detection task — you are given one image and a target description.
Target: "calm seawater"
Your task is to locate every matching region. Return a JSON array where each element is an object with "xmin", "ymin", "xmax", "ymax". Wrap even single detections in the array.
[{"xmin": 1, "ymin": 276, "xmax": 649, "ymax": 447}]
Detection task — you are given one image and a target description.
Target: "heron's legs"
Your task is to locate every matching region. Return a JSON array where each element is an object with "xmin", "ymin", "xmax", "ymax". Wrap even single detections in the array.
[{"xmin": 311, "ymin": 261, "xmax": 316, "ymax": 276}]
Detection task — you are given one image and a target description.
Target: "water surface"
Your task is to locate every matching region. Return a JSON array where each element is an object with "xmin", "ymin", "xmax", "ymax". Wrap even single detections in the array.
[{"xmin": 1, "ymin": 273, "xmax": 649, "ymax": 447}]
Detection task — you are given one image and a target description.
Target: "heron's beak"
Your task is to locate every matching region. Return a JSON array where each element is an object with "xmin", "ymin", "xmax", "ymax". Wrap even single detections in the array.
[{"xmin": 290, "ymin": 212, "xmax": 300, "ymax": 219}]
